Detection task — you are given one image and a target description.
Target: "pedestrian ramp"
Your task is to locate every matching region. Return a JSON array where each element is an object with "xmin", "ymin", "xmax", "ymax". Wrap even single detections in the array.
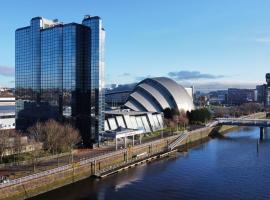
[{"xmin": 168, "ymin": 131, "xmax": 188, "ymax": 151}]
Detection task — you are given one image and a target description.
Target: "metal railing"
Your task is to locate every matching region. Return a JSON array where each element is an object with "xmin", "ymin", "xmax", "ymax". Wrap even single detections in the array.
[
  {"xmin": 96, "ymin": 148, "xmax": 167, "ymax": 176},
  {"xmin": 0, "ymin": 152, "xmax": 71, "ymax": 169},
  {"xmin": 217, "ymin": 118, "xmax": 270, "ymax": 127},
  {"xmin": 0, "ymin": 132, "xmax": 184, "ymax": 189},
  {"xmin": 0, "ymin": 147, "xmax": 143, "ymax": 188},
  {"xmin": 217, "ymin": 118, "xmax": 270, "ymax": 122},
  {"xmin": 168, "ymin": 131, "xmax": 188, "ymax": 151},
  {"xmin": 0, "ymin": 164, "xmax": 72, "ymax": 189}
]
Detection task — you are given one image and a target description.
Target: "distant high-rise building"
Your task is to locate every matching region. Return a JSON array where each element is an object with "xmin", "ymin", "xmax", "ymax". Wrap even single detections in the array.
[
  {"xmin": 256, "ymin": 85, "xmax": 264, "ymax": 103},
  {"xmin": 266, "ymin": 73, "xmax": 270, "ymax": 85},
  {"xmin": 256, "ymin": 73, "xmax": 270, "ymax": 107},
  {"xmin": 15, "ymin": 16, "xmax": 105, "ymax": 146},
  {"xmin": 265, "ymin": 74, "xmax": 270, "ymax": 106},
  {"xmin": 208, "ymin": 90, "xmax": 228, "ymax": 105},
  {"xmin": 227, "ymin": 88, "xmax": 255, "ymax": 105}
]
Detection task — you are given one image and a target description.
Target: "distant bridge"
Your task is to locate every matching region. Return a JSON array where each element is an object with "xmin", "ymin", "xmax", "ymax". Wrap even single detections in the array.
[
  {"xmin": 216, "ymin": 118, "xmax": 270, "ymax": 139},
  {"xmin": 217, "ymin": 118, "xmax": 270, "ymax": 127}
]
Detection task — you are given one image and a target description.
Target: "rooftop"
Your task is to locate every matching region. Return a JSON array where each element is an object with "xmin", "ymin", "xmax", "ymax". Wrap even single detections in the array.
[{"xmin": 105, "ymin": 110, "xmax": 157, "ymax": 116}]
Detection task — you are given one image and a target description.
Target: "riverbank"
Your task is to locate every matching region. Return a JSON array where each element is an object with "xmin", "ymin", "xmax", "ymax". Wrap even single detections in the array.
[
  {"xmin": 31, "ymin": 124, "xmax": 270, "ymax": 200},
  {"xmin": 0, "ymin": 128, "xmax": 214, "ymax": 200},
  {"xmin": 0, "ymin": 112, "xmax": 266, "ymax": 200}
]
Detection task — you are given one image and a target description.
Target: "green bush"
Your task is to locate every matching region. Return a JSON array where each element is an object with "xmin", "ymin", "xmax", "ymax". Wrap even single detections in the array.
[{"xmin": 187, "ymin": 108, "xmax": 212, "ymax": 125}]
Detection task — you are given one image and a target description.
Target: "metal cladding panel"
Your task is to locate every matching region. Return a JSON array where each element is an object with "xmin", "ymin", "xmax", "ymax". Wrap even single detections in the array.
[
  {"xmin": 104, "ymin": 120, "xmax": 109, "ymax": 131},
  {"xmin": 125, "ymin": 77, "xmax": 194, "ymax": 113},
  {"xmin": 157, "ymin": 114, "xmax": 163, "ymax": 128},
  {"xmin": 138, "ymin": 83, "xmax": 170, "ymax": 109},
  {"xmin": 123, "ymin": 115, "xmax": 133, "ymax": 129},
  {"xmin": 151, "ymin": 77, "xmax": 194, "ymax": 112},
  {"xmin": 130, "ymin": 116, "xmax": 138, "ymax": 129},
  {"xmin": 147, "ymin": 113, "xmax": 157, "ymax": 131},
  {"xmin": 153, "ymin": 114, "xmax": 161, "ymax": 128},
  {"xmin": 124, "ymin": 101, "xmax": 140, "ymax": 111},
  {"xmin": 108, "ymin": 118, "xmax": 117, "ymax": 130},
  {"xmin": 141, "ymin": 116, "xmax": 151, "ymax": 132},
  {"xmin": 116, "ymin": 116, "xmax": 126, "ymax": 128},
  {"xmin": 135, "ymin": 116, "xmax": 145, "ymax": 131},
  {"xmin": 130, "ymin": 91, "xmax": 157, "ymax": 112}
]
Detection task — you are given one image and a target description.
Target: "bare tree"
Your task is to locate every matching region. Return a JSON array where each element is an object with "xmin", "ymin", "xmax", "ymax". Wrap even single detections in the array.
[
  {"xmin": 240, "ymin": 103, "xmax": 261, "ymax": 115},
  {"xmin": 172, "ymin": 115, "xmax": 180, "ymax": 131},
  {"xmin": 63, "ymin": 124, "xmax": 81, "ymax": 152},
  {"xmin": 0, "ymin": 129, "xmax": 16, "ymax": 163},
  {"xmin": 178, "ymin": 112, "xmax": 189, "ymax": 129},
  {"xmin": 13, "ymin": 131, "xmax": 23, "ymax": 163},
  {"xmin": 28, "ymin": 121, "xmax": 44, "ymax": 143},
  {"xmin": 44, "ymin": 120, "xmax": 62, "ymax": 154},
  {"xmin": 170, "ymin": 110, "xmax": 189, "ymax": 131},
  {"xmin": 0, "ymin": 130, "xmax": 9, "ymax": 163},
  {"xmin": 62, "ymin": 124, "xmax": 81, "ymax": 163},
  {"xmin": 28, "ymin": 120, "xmax": 81, "ymax": 155},
  {"xmin": 213, "ymin": 106, "xmax": 229, "ymax": 118}
]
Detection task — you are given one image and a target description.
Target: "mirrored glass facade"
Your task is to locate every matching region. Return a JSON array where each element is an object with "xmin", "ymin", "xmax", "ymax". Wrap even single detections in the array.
[
  {"xmin": 82, "ymin": 16, "xmax": 105, "ymax": 141},
  {"xmin": 15, "ymin": 16, "xmax": 105, "ymax": 146}
]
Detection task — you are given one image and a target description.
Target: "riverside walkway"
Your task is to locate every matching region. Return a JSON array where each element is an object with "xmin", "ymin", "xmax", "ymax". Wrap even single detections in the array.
[{"xmin": 0, "ymin": 131, "xmax": 185, "ymax": 189}]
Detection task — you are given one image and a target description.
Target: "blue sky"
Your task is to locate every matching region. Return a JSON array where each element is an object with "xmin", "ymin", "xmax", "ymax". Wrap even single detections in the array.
[{"xmin": 1, "ymin": 0, "xmax": 270, "ymax": 90}]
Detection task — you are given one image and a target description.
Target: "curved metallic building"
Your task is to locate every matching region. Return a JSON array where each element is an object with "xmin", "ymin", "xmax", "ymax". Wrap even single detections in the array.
[{"xmin": 124, "ymin": 77, "xmax": 194, "ymax": 112}]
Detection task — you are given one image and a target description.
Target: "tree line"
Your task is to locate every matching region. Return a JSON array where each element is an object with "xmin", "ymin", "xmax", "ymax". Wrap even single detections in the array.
[
  {"xmin": 163, "ymin": 107, "xmax": 212, "ymax": 130},
  {"xmin": 212, "ymin": 103, "xmax": 263, "ymax": 118},
  {"xmin": 163, "ymin": 102, "xmax": 263, "ymax": 131},
  {"xmin": 0, "ymin": 129, "xmax": 22, "ymax": 163},
  {"xmin": 0, "ymin": 120, "xmax": 81, "ymax": 164}
]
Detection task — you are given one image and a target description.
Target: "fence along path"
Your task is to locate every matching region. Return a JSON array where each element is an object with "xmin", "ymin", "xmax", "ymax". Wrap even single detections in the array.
[{"xmin": 0, "ymin": 135, "xmax": 177, "ymax": 189}]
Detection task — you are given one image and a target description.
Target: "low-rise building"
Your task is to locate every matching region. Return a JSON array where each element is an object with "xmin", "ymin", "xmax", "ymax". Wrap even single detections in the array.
[
  {"xmin": 0, "ymin": 113, "xmax": 15, "ymax": 130},
  {"xmin": 105, "ymin": 110, "xmax": 163, "ymax": 133},
  {"xmin": 0, "ymin": 135, "xmax": 42, "ymax": 156},
  {"xmin": 0, "ymin": 97, "xmax": 15, "ymax": 106}
]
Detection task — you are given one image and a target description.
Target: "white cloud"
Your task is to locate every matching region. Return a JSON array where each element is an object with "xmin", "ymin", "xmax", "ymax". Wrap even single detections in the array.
[
  {"xmin": 255, "ymin": 37, "xmax": 270, "ymax": 43},
  {"xmin": 0, "ymin": 65, "xmax": 14, "ymax": 77},
  {"xmin": 168, "ymin": 70, "xmax": 225, "ymax": 80}
]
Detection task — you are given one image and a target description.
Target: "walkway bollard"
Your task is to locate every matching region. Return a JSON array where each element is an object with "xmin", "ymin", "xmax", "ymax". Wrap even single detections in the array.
[
  {"xmin": 260, "ymin": 127, "xmax": 264, "ymax": 141},
  {"xmin": 94, "ymin": 160, "xmax": 96, "ymax": 175}
]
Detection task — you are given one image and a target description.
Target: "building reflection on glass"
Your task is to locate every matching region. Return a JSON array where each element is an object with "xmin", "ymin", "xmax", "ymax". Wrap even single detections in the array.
[{"xmin": 15, "ymin": 16, "xmax": 105, "ymax": 146}]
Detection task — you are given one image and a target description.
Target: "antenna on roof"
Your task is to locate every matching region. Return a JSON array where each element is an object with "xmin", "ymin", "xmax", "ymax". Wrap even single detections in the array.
[{"xmin": 84, "ymin": 15, "xmax": 91, "ymax": 20}]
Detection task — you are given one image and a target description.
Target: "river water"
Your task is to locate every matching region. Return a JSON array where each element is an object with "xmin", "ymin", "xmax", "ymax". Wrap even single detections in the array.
[{"xmin": 31, "ymin": 127, "xmax": 270, "ymax": 200}]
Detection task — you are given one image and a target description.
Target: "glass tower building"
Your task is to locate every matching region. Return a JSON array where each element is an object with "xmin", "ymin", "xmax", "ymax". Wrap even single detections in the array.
[{"xmin": 15, "ymin": 16, "xmax": 105, "ymax": 146}]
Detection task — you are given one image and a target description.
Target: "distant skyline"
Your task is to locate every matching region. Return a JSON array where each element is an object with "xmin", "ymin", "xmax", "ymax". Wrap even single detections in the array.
[{"xmin": 1, "ymin": 0, "xmax": 270, "ymax": 90}]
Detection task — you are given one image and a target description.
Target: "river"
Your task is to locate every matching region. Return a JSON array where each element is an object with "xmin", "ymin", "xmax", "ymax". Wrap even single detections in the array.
[{"xmin": 30, "ymin": 127, "xmax": 270, "ymax": 200}]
